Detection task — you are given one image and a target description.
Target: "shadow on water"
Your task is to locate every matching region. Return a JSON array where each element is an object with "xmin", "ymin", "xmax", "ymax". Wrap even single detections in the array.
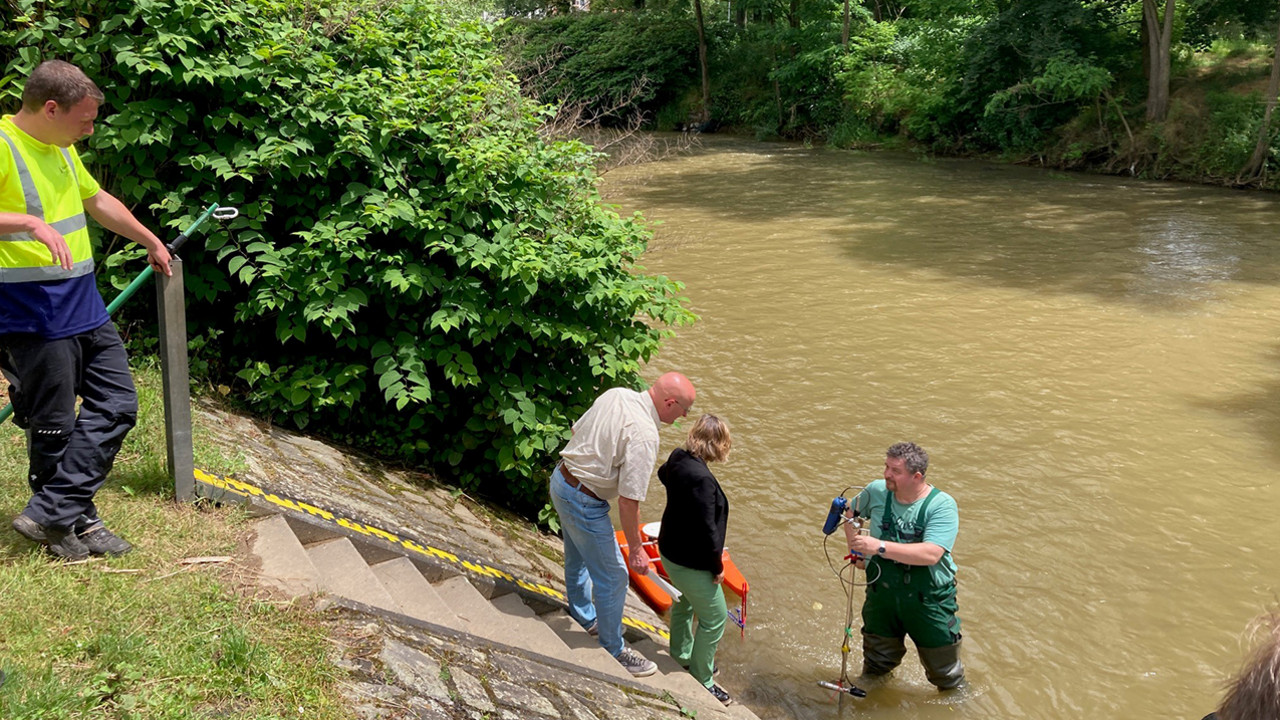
[
  {"xmin": 1196, "ymin": 342, "xmax": 1280, "ymax": 466},
  {"xmin": 618, "ymin": 140, "xmax": 1280, "ymax": 310}
]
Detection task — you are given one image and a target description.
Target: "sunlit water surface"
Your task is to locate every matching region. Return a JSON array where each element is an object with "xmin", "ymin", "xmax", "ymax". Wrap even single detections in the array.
[{"xmin": 608, "ymin": 137, "xmax": 1280, "ymax": 719}]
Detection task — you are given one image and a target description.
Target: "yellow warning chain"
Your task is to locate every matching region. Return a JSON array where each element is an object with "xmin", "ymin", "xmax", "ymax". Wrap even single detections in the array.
[{"xmin": 194, "ymin": 468, "xmax": 670, "ymax": 640}]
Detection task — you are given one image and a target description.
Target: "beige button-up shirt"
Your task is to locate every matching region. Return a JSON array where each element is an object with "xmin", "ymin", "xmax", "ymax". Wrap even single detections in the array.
[{"xmin": 559, "ymin": 387, "xmax": 661, "ymax": 501}]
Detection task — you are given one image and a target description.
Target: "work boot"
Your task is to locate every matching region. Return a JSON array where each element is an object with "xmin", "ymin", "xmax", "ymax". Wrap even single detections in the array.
[
  {"xmin": 917, "ymin": 641, "xmax": 965, "ymax": 690},
  {"xmin": 12, "ymin": 514, "xmax": 90, "ymax": 561},
  {"xmin": 77, "ymin": 522, "xmax": 133, "ymax": 557},
  {"xmin": 861, "ymin": 632, "xmax": 907, "ymax": 677}
]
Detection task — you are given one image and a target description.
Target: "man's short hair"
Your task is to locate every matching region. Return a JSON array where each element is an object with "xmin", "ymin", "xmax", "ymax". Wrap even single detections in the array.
[
  {"xmin": 22, "ymin": 60, "xmax": 104, "ymax": 112},
  {"xmin": 887, "ymin": 442, "xmax": 929, "ymax": 476}
]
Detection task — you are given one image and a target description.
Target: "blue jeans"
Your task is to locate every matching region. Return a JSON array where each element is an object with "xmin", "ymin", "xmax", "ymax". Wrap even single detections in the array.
[{"xmin": 550, "ymin": 466, "xmax": 628, "ymax": 657}]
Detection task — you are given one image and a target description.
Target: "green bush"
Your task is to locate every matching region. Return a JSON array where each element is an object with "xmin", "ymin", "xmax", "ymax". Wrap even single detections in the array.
[
  {"xmin": 2, "ymin": 0, "xmax": 693, "ymax": 511},
  {"xmin": 949, "ymin": 0, "xmax": 1125, "ymax": 152},
  {"xmin": 500, "ymin": 12, "xmax": 698, "ymax": 124},
  {"xmin": 1187, "ymin": 90, "xmax": 1267, "ymax": 181}
]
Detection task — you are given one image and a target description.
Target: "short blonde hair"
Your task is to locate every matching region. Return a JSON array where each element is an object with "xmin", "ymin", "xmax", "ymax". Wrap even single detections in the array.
[{"xmin": 684, "ymin": 414, "xmax": 731, "ymax": 463}]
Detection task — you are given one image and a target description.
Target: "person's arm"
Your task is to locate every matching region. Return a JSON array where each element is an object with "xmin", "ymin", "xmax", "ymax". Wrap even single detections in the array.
[
  {"xmin": 82, "ymin": 191, "xmax": 172, "ymax": 276},
  {"xmin": 0, "ymin": 212, "xmax": 72, "ymax": 270},
  {"xmin": 849, "ymin": 493, "xmax": 957, "ymax": 566},
  {"xmin": 689, "ymin": 473, "xmax": 725, "ymax": 575},
  {"xmin": 617, "ymin": 496, "xmax": 650, "ymax": 575},
  {"xmin": 848, "ymin": 534, "xmax": 945, "ymax": 566}
]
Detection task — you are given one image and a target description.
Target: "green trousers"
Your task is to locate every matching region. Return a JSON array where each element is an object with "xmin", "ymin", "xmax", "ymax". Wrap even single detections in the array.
[
  {"xmin": 661, "ymin": 553, "xmax": 727, "ymax": 688},
  {"xmin": 861, "ymin": 556, "xmax": 964, "ymax": 689}
]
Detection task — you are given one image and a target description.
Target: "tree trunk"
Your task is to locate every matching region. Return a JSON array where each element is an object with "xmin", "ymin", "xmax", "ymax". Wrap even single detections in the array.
[
  {"xmin": 694, "ymin": 0, "xmax": 711, "ymax": 124},
  {"xmin": 1140, "ymin": 8, "xmax": 1150, "ymax": 80},
  {"xmin": 843, "ymin": 0, "xmax": 851, "ymax": 51},
  {"xmin": 1143, "ymin": 0, "xmax": 1175, "ymax": 122},
  {"xmin": 1239, "ymin": 13, "xmax": 1280, "ymax": 183},
  {"xmin": 789, "ymin": 0, "xmax": 800, "ymax": 29}
]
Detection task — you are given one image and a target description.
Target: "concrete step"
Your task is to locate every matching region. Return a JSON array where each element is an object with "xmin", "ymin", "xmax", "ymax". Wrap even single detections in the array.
[
  {"xmin": 305, "ymin": 537, "xmax": 401, "ymax": 613},
  {"xmin": 489, "ymin": 593, "xmax": 574, "ymax": 656},
  {"xmin": 369, "ymin": 557, "xmax": 465, "ymax": 631},
  {"xmin": 434, "ymin": 576, "xmax": 563, "ymax": 657},
  {"xmin": 631, "ymin": 637, "xmax": 730, "ymax": 717},
  {"xmin": 542, "ymin": 611, "xmax": 632, "ymax": 681},
  {"xmin": 251, "ymin": 514, "xmax": 322, "ymax": 598}
]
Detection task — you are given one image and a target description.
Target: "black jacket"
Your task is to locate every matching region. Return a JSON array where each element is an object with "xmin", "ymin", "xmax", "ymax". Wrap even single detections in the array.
[{"xmin": 656, "ymin": 447, "xmax": 729, "ymax": 575}]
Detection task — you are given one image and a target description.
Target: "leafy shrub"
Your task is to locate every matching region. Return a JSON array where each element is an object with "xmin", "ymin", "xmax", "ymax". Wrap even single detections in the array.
[
  {"xmin": 2, "ymin": 0, "xmax": 694, "ymax": 510},
  {"xmin": 950, "ymin": 0, "xmax": 1124, "ymax": 151},
  {"xmin": 1186, "ymin": 90, "xmax": 1267, "ymax": 181},
  {"xmin": 500, "ymin": 12, "xmax": 698, "ymax": 124}
]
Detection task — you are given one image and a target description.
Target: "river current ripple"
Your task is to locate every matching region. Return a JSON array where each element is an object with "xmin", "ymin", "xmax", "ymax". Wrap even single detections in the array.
[{"xmin": 607, "ymin": 138, "xmax": 1280, "ymax": 720}]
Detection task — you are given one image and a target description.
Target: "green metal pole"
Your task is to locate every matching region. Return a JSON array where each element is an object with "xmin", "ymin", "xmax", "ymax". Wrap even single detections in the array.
[
  {"xmin": 0, "ymin": 203, "xmax": 223, "ymax": 425},
  {"xmin": 107, "ymin": 203, "xmax": 221, "ymax": 314}
]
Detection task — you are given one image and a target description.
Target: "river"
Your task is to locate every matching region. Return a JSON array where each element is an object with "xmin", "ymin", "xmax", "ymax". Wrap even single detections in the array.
[{"xmin": 608, "ymin": 137, "xmax": 1280, "ymax": 719}]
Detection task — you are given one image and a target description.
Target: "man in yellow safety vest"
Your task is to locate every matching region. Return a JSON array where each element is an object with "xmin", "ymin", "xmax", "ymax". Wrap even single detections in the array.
[{"xmin": 0, "ymin": 60, "xmax": 172, "ymax": 560}]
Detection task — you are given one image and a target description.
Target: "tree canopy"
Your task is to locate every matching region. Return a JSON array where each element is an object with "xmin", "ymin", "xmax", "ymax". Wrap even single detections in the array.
[{"xmin": 2, "ymin": 0, "xmax": 694, "ymax": 512}]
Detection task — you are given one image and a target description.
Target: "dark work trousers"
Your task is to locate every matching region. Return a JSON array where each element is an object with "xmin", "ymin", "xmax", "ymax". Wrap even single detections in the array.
[{"xmin": 0, "ymin": 322, "xmax": 138, "ymax": 530}]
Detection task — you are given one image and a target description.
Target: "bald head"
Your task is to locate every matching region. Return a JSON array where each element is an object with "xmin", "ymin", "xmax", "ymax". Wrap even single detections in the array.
[{"xmin": 648, "ymin": 372, "xmax": 696, "ymax": 424}]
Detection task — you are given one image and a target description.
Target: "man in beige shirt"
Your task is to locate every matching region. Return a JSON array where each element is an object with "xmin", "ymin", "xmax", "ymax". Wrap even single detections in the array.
[{"xmin": 550, "ymin": 372, "xmax": 695, "ymax": 676}]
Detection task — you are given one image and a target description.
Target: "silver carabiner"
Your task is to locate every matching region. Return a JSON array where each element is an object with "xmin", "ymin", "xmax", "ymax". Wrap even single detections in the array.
[{"xmin": 213, "ymin": 206, "xmax": 240, "ymax": 221}]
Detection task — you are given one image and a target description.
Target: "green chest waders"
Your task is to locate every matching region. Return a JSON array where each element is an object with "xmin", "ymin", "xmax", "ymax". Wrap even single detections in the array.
[{"xmin": 861, "ymin": 487, "xmax": 966, "ymax": 689}]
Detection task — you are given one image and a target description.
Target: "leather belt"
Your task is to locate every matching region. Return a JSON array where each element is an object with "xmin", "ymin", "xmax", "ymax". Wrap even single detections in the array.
[{"xmin": 558, "ymin": 462, "xmax": 602, "ymax": 501}]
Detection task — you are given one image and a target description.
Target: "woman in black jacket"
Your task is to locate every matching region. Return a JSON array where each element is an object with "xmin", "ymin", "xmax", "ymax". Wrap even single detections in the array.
[{"xmin": 657, "ymin": 413, "xmax": 734, "ymax": 706}]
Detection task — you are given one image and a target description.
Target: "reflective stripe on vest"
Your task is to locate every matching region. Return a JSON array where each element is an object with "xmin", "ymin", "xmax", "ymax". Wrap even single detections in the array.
[
  {"xmin": 0, "ymin": 214, "xmax": 88, "ymax": 242},
  {"xmin": 0, "ymin": 126, "xmax": 93, "ymax": 283},
  {"xmin": 0, "ymin": 256, "xmax": 95, "ymax": 282}
]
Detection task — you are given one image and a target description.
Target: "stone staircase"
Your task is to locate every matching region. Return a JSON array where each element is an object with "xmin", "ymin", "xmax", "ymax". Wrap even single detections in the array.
[{"xmin": 250, "ymin": 511, "xmax": 758, "ymax": 720}]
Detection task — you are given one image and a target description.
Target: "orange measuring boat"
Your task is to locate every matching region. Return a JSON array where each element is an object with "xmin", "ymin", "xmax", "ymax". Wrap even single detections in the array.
[{"xmin": 616, "ymin": 523, "xmax": 750, "ymax": 635}]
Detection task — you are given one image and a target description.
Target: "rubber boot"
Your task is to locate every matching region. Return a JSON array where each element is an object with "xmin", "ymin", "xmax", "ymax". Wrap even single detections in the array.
[
  {"xmin": 861, "ymin": 632, "xmax": 907, "ymax": 677},
  {"xmin": 917, "ymin": 640, "xmax": 965, "ymax": 690}
]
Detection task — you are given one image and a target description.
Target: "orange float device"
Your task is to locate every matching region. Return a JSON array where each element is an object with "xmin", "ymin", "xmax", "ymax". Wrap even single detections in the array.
[{"xmin": 615, "ymin": 524, "xmax": 750, "ymax": 635}]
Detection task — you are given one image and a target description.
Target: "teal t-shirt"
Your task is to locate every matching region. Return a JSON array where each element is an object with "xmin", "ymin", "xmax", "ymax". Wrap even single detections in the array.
[{"xmin": 851, "ymin": 479, "xmax": 959, "ymax": 587}]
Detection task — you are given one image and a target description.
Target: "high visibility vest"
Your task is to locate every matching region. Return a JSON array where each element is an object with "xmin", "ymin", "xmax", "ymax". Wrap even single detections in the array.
[{"xmin": 0, "ymin": 121, "xmax": 95, "ymax": 285}]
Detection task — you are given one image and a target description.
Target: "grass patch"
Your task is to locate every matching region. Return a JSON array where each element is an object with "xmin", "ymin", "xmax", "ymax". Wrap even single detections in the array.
[{"xmin": 0, "ymin": 364, "xmax": 351, "ymax": 719}]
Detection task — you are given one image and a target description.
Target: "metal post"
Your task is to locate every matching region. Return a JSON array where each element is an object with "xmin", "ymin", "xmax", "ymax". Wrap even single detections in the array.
[{"xmin": 157, "ymin": 257, "xmax": 195, "ymax": 502}]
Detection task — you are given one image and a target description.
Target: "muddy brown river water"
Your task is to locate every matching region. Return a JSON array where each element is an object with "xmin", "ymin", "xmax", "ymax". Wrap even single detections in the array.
[{"xmin": 609, "ymin": 138, "xmax": 1280, "ymax": 719}]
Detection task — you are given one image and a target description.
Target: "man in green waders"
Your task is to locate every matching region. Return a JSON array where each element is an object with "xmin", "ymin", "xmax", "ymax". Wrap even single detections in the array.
[{"xmin": 844, "ymin": 442, "xmax": 964, "ymax": 689}]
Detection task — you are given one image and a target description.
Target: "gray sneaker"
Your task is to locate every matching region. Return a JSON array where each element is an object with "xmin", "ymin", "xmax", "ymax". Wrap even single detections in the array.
[
  {"xmin": 615, "ymin": 648, "xmax": 657, "ymax": 677},
  {"xmin": 12, "ymin": 515, "xmax": 90, "ymax": 561}
]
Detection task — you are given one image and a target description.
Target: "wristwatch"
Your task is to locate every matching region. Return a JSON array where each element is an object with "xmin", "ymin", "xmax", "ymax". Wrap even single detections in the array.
[{"xmin": 877, "ymin": 542, "xmax": 887, "ymax": 556}]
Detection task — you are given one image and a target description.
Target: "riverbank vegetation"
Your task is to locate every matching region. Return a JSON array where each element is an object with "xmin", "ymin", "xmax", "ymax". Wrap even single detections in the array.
[
  {"xmin": 498, "ymin": 0, "xmax": 1280, "ymax": 189},
  {"xmin": 2, "ymin": 0, "xmax": 694, "ymax": 515}
]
